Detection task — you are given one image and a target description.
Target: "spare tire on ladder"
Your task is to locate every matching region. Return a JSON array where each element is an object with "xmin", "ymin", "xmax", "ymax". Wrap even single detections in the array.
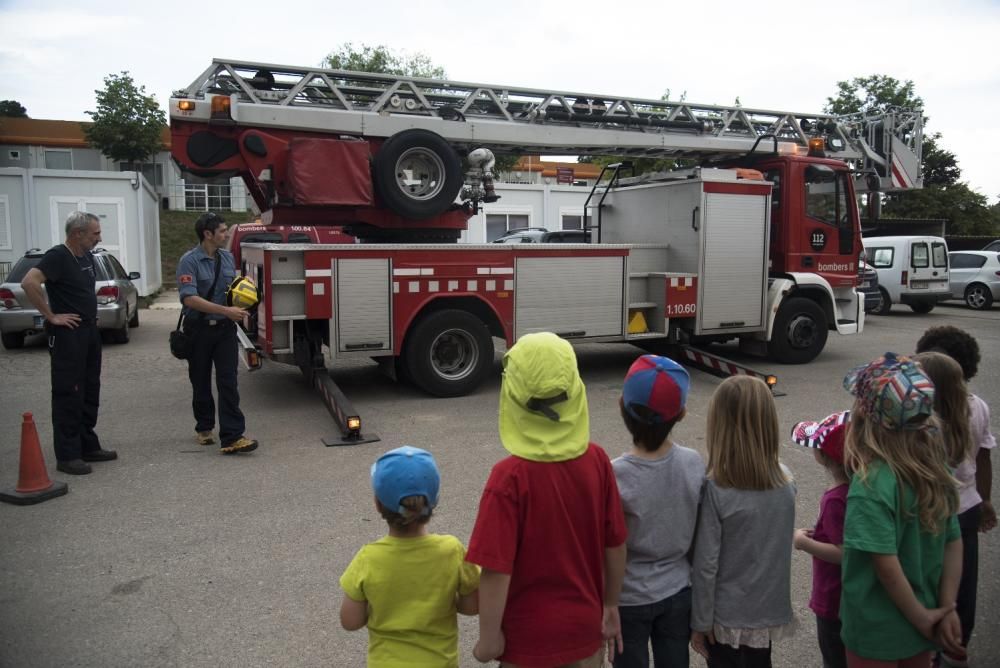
[{"xmin": 373, "ymin": 129, "xmax": 463, "ymax": 220}]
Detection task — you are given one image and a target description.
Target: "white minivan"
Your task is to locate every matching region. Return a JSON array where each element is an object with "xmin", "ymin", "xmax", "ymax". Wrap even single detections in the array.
[{"xmin": 862, "ymin": 236, "xmax": 950, "ymax": 314}]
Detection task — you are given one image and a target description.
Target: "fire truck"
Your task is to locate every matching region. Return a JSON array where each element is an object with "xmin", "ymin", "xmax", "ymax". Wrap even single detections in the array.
[{"xmin": 169, "ymin": 60, "xmax": 923, "ymax": 439}]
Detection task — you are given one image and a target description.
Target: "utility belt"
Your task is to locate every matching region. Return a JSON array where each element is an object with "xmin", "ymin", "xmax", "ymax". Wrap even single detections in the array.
[{"xmin": 183, "ymin": 317, "xmax": 231, "ymax": 334}]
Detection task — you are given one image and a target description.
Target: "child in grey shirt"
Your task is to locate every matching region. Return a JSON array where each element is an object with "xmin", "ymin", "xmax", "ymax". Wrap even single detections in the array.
[
  {"xmin": 612, "ymin": 355, "xmax": 706, "ymax": 668},
  {"xmin": 691, "ymin": 375, "xmax": 796, "ymax": 668}
]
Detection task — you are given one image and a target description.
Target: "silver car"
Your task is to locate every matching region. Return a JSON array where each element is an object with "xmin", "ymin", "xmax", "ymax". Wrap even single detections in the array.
[
  {"xmin": 0, "ymin": 248, "xmax": 140, "ymax": 349},
  {"xmin": 948, "ymin": 251, "xmax": 1000, "ymax": 310}
]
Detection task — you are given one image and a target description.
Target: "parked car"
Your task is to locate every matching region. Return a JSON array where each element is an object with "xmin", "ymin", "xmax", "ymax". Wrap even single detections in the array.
[
  {"xmin": 491, "ymin": 227, "xmax": 550, "ymax": 244},
  {"xmin": 863, "ymin": 236, "xmax": 950, "ymax": 314},
  {"xmin": 948, "ymin": 251, "xmax": 1000, "ymax": 310},
  {"xmin": 983, "ymin": 239, "xmax": 1000, "ymax": 252},
  {"xmin": 492, "ymin": 228, "xmax": 592, "ymax": 244},
  {"xmin": 0, "ymin": 248, "xmax": 140, "ymax": 349},
  {"xmin": 858, "ymin": 260, "xmax": 883, "ymax": 313}
]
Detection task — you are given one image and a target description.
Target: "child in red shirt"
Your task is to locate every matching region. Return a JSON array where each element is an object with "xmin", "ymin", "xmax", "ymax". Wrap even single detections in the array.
[
  {"xmin": 467, "ymin": 332, "xmax": 628, "ymax": 667},
  {"xmin": 792, "ymin": 410, "xmax": 851, "ymax": 668}
]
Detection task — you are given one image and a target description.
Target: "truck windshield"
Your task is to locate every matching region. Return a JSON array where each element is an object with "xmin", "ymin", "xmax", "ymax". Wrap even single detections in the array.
[{"xmin": 804, "ymin": 166, "xmax": 849, "ymax": 228}]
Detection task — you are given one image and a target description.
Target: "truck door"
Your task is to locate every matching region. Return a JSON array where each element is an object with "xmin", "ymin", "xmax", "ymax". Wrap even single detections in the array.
[
  {"xmin": 334, "ymin": 258, "xmax": 392, "ymax": 353},
  {"xmin": 801, "ymin": 163, "xmax": 857, "ymax": 287}
]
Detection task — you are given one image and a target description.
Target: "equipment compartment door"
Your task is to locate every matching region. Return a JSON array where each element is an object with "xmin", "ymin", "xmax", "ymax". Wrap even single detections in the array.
[
  {"xmin": 697, "ymin": 193, "xmax": 768, "ymax": 333},
  {"xmin": 515, "ymin": 256, "xmax": 625, "ymax": 339},
  {"xmin": 335, "ymin": 258, "xmax": 392, "ymax": 353}
]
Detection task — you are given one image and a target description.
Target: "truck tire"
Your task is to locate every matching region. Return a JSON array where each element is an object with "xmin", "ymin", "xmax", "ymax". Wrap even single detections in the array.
[
  {"xmin": 403, "ymin": 309, "xmax": 494, "ymax": 397},
  {"xmin": 373, "ymin": 129, "xmax": 463, "ymax": 220},
  {"xmin": 767, "ymin": 296, "xmax": 828, "ymax": 364},
  {"xmin": 1, "ymin": 331, "xmax": 25, "ymax": 349},
  {"xmin": 964, "ymin": 283, "xmax": 993, "ymax": 310},
  {"xmin": 909, "ymin": 302, "xmax": 935, "ymax": 314},
  {"xmin": 869, "ymin": 287, "xmax": 891, "ymax": 315}
]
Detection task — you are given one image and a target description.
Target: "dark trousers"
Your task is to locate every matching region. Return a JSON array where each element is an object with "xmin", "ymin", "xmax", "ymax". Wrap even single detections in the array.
[
  {"xmin": 816, "ymin": 615, "xmax": 847, "ymax": 668},
  {"xmin": 614, "ymin": 587, "xmax": 691, "ymax": 668},
  {"xmin": 956, "ymin": 504, "xmax": 981, "ymax": 646},
  {"xmin": 707, "ymin": 642, "xmax": 771, "ymax": 668},
  {"xmin": 49, "ymin": 323, "xmax": 102, "ymax": 461},
  {"xmin": 186, "ymin": 321, "xmax": 244, "ymax": 445}
]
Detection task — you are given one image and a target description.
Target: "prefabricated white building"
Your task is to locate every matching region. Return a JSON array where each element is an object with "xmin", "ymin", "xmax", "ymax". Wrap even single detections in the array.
[
  {"xmin": 0, "ymin": 168, "xmax": 161, "ymax": 296},
  {"xmin": 459, "ymin": 182, "xmax": 591, "ymax": 243}
]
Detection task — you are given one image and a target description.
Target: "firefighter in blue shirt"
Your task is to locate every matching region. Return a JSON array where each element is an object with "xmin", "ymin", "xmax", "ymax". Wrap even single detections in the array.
[{"xmin": 176, "ymin": 212, "xmax": 258, "ymax": 454}]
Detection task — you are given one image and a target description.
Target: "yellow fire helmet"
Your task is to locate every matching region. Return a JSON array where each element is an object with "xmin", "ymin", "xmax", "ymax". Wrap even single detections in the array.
[{"xmin": 227, "ymin": 276, "xmax": 259, "ymax": 309}]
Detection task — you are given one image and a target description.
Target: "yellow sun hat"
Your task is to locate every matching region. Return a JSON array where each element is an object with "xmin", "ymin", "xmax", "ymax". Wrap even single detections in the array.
[{"xmin": 498, "ymin": 332, "xmax": 589, "ymax": 462}]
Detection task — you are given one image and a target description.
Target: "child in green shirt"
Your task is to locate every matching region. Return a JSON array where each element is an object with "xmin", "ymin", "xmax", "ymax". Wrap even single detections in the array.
[
  {"xmin": 339, "ymin": 446, "xmax": 480, "ymax": 667},
  {"xmin": 840, "ymin": 353, "xmax": 964, "ymax": 666}
]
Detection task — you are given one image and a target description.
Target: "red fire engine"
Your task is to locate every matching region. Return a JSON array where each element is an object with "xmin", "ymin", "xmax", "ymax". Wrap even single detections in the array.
[{"xmin": 169, "ymin": 60, "xmax": 923, "ymax": 441}]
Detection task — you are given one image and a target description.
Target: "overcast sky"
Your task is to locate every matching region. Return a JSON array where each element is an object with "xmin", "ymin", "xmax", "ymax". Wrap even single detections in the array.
[{"xmin": 2, "ymin": 0, "xmax": 998, "ymax": 203}]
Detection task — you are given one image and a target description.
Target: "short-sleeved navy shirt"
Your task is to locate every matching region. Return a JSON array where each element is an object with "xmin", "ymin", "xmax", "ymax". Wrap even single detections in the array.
[
  {"xmin": 35, "ymin": 244, "xmax": 98, "ymax": 322},
  {"xmin": 176, "ymin": 245, "xmax": 237, "ymax": 320}
]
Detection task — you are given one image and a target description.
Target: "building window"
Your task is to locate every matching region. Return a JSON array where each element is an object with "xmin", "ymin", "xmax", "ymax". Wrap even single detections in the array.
[
  {"xmin": 561, "ymin": 213, "xmax": 583, "ymax": 230},
  {"xmin": 119, "ymin": 162, "xmax": 164, "ymax": 186},
  {"xmin": 184, "ymin": 183, "xmax": 232, "ymax": 211},
  {"xmin": 44, "ymin": 149, "xmax": 73, "ymax": 170},
  {"xmin": 485, "ymin": 213, "xmax": 530, "ymax": 241},
  {"xmin": 0, "ymin": 195, "xmax": 10, "ymax": 250}
]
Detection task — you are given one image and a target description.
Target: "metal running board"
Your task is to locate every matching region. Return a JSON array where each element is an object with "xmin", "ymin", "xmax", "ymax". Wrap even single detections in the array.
[{"xmin": 171, "ymin": 59, "xmax": 922, "ymax": 188}]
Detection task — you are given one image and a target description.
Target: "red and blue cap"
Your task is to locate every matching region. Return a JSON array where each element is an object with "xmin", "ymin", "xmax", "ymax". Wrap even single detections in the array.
[
  {"xmin": 622, "ymin": 355, "xmax": 690, "ymax": 423},
  {"xmin": 370, "ymin": 446, "xmax": 440, "ymax": 515}
]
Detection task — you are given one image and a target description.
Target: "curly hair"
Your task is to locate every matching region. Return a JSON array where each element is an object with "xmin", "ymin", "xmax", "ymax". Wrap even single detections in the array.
[{"xmin": 916, "ymin": 325, "xmax": 980, "ymax": 381}]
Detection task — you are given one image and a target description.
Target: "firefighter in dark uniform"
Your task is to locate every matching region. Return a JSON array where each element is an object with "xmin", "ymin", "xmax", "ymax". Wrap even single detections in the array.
[
  {"xmin": 176, "ymin": 213, "xmax": 258, "ymax": 454},
  {"xmin": 21, "ymin": 211, "xmax": 117, "ymax": 475}
]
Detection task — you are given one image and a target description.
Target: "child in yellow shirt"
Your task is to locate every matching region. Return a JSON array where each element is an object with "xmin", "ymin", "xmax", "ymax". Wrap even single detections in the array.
[{"xmin": 340, "ymin": 446, "xmax": 480, "ymax": 667}]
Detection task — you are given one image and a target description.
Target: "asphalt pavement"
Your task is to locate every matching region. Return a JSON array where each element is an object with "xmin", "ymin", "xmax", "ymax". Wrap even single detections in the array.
[{"xmin": 1, "ymin": 302, "xmax": 998, "ymax": 667}]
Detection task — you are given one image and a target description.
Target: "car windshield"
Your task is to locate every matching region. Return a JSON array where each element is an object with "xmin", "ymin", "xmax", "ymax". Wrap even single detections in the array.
[{"xmin": 6, "ymin": 256, "xmax": 41, "ymax": 283}]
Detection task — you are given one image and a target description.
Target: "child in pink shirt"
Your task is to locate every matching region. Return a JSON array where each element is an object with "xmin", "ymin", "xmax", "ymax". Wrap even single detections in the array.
[{"xmin": 792, "ymin": 410, "xmax": 851, "ymax": 668}]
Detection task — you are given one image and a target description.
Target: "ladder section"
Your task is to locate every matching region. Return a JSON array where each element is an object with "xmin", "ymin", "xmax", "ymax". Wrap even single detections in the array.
[{"xmin": 172, "ymin": 59, "xmax": 920, "ymax": 172}]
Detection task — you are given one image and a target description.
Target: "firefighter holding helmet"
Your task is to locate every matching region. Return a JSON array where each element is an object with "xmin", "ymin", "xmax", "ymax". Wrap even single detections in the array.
[{"xmin": 176, "ymin": 212, "xmax": 260, "ymax": 455}]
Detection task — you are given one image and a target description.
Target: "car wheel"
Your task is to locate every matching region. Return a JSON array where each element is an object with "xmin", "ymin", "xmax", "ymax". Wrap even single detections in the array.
[
  {"xmin": 108, "ymin": 318, "xmax": 130, "ymax": 344},
  {"xmin": 767, "ymin": 296, "xmax": 828, "ymax": 364},
  {"xmin": 869, "ymin": 288, "xmax": 891, "ymax": 315},
  {"xmin": 964, "ymin": 283, "xmax": 994, "ymax": 310},
  {"xmin": 402, "ymin": 309, "xmax": 494, "ymax": 397},
  {"xmin": 1, "ymin": 331, "xmax": 26, "ymax": 349},
  {"xmin": 129, "ymin": 303, "xmax": 140, "ymax": 327},
  {"xmin": 372, "ymin": 129, "xmax": 463, "ymax": 220},
  {"xmin": 909, "ymin": 302, "xmax": 934, "ymax": 314}
]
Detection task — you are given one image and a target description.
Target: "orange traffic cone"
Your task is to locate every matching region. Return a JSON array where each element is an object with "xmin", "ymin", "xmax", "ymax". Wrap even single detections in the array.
[{"xmin": 0, "ymin": 412, "xmax": 68, "ymax": 506}]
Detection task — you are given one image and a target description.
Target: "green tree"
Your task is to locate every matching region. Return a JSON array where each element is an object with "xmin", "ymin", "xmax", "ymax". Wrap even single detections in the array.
[
  {"xmin": 323, "ymin": 43, "xmax": 520, "ymax": 174},
  {"xmin": 322, "ymin": 43, "xmax": 446, "ymax": 78},
  {"xmin": 827, "ymin": 75, "xmax": 998, "ymax": 235},
  {"xmin": 84, "ymin": 72, "xmax": 167, "ymax": 170},
  {"xmin": 0, "ymin": 100, "xmax": 28, "ymax": 117}
]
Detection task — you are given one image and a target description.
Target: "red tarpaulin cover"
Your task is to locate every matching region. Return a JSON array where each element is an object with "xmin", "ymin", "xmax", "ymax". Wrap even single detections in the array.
[{"xmin": 287, "ymin": 138, "xmax": 373, "ymax": 206}]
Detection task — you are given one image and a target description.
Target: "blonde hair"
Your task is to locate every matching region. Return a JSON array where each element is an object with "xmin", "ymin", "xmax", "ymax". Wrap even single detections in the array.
[
  {"xmin": 914, "ymin": 351, "xmax": 972, "ymax": 467},
  {"xmin": 845, "ymin": 404, "xmax": 957, "ymax": 533},
  {"xmin": 706, "ymin": 376, "xmax": 787, "ymax": 490},
  {"xmin": 377, "ymin": 495, "xmax": 432, "ymax": 529}
]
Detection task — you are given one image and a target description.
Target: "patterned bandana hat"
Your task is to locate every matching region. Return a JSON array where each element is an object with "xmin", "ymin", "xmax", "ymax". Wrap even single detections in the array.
[
  {"xmin": 843, "ymin": 352, "xmax": 935, "ymax": 431},
  {"xmin": 791, "ymin": 410, "xmax": 850, "ymax": 463}
]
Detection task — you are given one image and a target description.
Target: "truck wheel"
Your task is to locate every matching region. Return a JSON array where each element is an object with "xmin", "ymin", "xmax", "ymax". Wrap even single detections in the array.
[
  {"xmin": 767, "ymin": 297, "xmax": 828, "ymax": 364},
  {"xmin": 869, "ymin": 287, "xmax": 891, "ymax": 315},
  {"xmin": 964, "ymin": 283, "xmax": 993, "ymax": 310},
  {"xmin": 1, "ymin": 331, "xmax": 25, "ymax": 349},
  {"xmin": 403, "ymin": 309, "xmax": 494, "ymax": 397},
  {"xmin": 909, "ymin": 302, "xmax": 934, "ymax": 314},
  {"xmin": 373, "ymin": 129, "xmax": 463, "ymax": 220}
]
